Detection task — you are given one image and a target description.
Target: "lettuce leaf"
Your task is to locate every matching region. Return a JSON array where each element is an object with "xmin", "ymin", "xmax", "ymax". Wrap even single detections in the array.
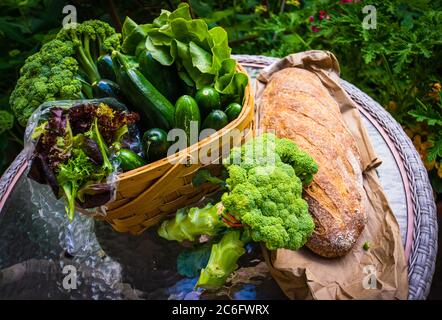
[{"xmin": 123, "ymin": 2, "xmax": 248, "ymax": 102}]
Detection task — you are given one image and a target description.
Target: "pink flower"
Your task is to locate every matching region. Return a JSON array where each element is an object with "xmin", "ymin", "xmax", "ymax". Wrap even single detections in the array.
[
  {"xmin": 311, "ymin": 26, "xmax": 320, "ymax": 32},
  {"xmin": 319, "ymin": 10, "xmax": 327, "ymax": 20},
  {"xmin": 309, "ymin": 15, "xmax": 315, "ymax": 23},
  {"xmin": 339, "ymin": 0, "xmax": 353, "ymax": 3}
]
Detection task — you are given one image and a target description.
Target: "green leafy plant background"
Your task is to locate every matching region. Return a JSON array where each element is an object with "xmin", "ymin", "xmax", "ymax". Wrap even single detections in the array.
[{"xmin": 1, "ymin": 0, "xmax": 441, "ymax": 200}]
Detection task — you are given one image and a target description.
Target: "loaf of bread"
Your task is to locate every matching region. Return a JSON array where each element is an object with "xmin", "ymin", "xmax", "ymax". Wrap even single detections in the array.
[{"xmin": 258, "ymin": 67, "xmax": 366, "ymax": 258}]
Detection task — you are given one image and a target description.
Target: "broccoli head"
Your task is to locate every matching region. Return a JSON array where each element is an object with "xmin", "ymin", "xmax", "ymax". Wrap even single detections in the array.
[
  {"xmin": 10, "ymin": 40, "xmax": 82, "ymax": 126},
  {"xmin": 10, "ymin": 20, "xmax": 121, "ymax": 127},
  {"xmin": 221, "ymin": 133, "xmax": 316, "ymax": 250},
  {"xmin": 158, "ymin": 133, "xmax": 318, "ymax": 289}
]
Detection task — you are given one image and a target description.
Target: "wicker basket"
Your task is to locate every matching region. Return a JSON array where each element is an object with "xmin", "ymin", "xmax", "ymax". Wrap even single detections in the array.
[{"xmin": 96, "ymin": 63, "xmax": 254, "ymax": 235}]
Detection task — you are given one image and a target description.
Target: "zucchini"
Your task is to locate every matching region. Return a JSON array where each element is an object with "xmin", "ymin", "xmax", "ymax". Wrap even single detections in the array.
[
  {"xmin": 225, "ymin": 103, "xmax": 242, "ymax": 121},
  {"xmin": 195, "ymin": 87, "xmax": 221, "ymax": 115},
  {"xmin": 175, "ymin": 95, "xmax": 201, "ymax": 146},
  {"xmin": 202, "ymin": 110, "xmax": 229, "ymax": 131},
  {"xmin": 116, "ymin": 149, "xmax": 146, "ymax": 172},
  {"xmin": 97, "ymin": 55, "xmax": 116, "ymax": 82},
  {"xmin": 142, "ymin": 128, "xmax": 170, "ymax": 162},
  {"xmin": 92, "ymin": 79, "xmax": 121, "ymax": 99},
  {"xmin": 138, "ymin": 50, "xmax": 183, "ymax": 103},
  {"xmin": 112, "ymin": 51, "xmax": 175, "ymax": 130}
]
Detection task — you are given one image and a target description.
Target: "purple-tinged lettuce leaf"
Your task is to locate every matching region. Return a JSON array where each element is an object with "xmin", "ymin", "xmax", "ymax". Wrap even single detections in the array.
[
  {"xmin": 77, "ymin": 182, "xmax": 114, "ymax": 208},
  {"xmin": 82, "ymin": 136, "xmax": 103, "ymax": 166},
  {"xmin": 27, "ymin": 153, "xmax": 60, "ymax": 198}
]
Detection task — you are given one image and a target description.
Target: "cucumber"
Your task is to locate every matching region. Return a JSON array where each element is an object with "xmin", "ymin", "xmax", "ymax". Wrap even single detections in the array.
[
  {"xmin": 202, "ymin": 110, "xmax": 229, "ymax": 131},
  {"xmin": 116, "ymin": 149, "xmax": 146, "ymax": 172},
  {"xmin": 138, "ymin": 50, "xmax": 183, "ymax": 103},
  {"xmin": 195, "ymin": 87, "xmax": 221, "ymax": 115},
  {"xmin": 97, "ymin": 55, "xmax": 116, "ymax": 82},
  {"xmin": 142, "ymin": 128, "xmax": 170, "ymax": 162},
  {"xmin": 225, "ymin": 103, "xmax": 243, "ymax": 121},
  {"xmin": 175, "ymin": 95, "xmax": 201, "ymax": 146},
  {"xmin": 112, "ymin": 51, "xmax": 175, "ymax": 131},
  {"xmin": 92, "ymin": 79, "xmax": 121, "ymax": 99}
]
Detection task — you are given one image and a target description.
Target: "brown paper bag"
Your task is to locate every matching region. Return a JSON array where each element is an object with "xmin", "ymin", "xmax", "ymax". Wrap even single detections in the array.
[{"xmin": 255, "ymin": 50, "xmax": 408, "ymax": 300}]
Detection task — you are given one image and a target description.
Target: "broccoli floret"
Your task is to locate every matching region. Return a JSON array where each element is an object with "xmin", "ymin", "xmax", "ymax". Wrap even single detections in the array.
[
  {"xmin": 196, "ymin": 230, "xmax": 246, "ymax": 290},
  {"xmin": 222, "ymin": 163, "xmax": 314, "ymax": 250},
  {"xmin": 57, "ymin": 20, "xmax": 121, "ymax": 84},
  {"xmin": 275, "ymin": 137, "xmax": 318, "ymax": 185},
  {"xmin": 10, "ymin": 20, "xmax": 121, "ymax": 126},
  {"xmin": 221, "ymin": 133, "xmax": 316, "ymax": 250},
  {"xmin": 10, "ymin": 40, "xmax": 82, "ymax": 126}
]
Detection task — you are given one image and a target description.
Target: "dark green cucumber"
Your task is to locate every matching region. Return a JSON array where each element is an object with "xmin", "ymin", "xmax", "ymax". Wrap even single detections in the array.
[
  {"xmin": 225, "ymin": 102, "xmax": 243, "ymax": 121},
  {"xmin": 138, "ymin": 50, "xmax": 183, "ymax": 103},
  {"xmin": 202, "ymin": 110, "xmax": 229, "ymax": 131},
  {"xmin": 195, "ymin": 87, "xmax": 221, "ymax": 115},
  {"xmin": 116, "ymin": 149, "xmax": 146, "ymax": 171},
  {"xmin": 112, "ymin": 51, "xmax": 175, "ymax": 130},
  {"xmin": 175, "ymin": 95, "xmax": 201, "ymax": 145},
  {"xmin": 97, "ymin": 55, "xmax": 116, "ymax": 82},
  {"xmin": 175, "ymin": 95, "xmax": 201, "ymax": 146},
  {"xmin": 92, "ymin": 79, "xmax": 121, "ymax": 99},
  {"xmin": 142, "ymin": 128, "xmax": 170, "ymax": 162}
]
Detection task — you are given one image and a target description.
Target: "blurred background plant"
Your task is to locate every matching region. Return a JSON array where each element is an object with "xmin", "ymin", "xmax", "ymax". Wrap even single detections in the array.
[{"xmin": 1, "ymin": 0, "xmax": 441, "ymax": 200}]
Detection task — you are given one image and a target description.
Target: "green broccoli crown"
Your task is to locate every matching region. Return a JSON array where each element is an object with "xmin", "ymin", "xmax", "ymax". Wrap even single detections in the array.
[
  {"xmin": 157, "ymin": 133, "xmax": 318, "ymax": 290},
  {"xmin": 221, "ymin": 133, "xmax": 317, "ymax": 250},
  {"xmin": 11, "ymin": 20, "xmax": 122, "ymax": 127},
  {"xmin": 10, "ymin": 39, "xmax": 82, "ymax": 126},
  {"xmin": 57, "ymin": 20, "xmax": 121, "ymax": 51}
]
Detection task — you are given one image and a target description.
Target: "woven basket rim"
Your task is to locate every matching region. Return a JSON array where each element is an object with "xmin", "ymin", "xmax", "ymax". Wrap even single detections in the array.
[{"xmin": 117, "ymin": 61, "xmax": 253, "ymax": 181}]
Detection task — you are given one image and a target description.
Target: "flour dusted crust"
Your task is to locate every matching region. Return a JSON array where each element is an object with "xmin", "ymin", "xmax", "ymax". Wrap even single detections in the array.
[{"xmin": 259, "ymin": 67, "xmax": 366, "ymax": 258}]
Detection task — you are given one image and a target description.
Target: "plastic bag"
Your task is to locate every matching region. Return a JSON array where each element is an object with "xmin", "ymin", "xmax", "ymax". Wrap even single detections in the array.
[{"xmin": 24, "ymin": 98, "xmax": 142, "ymax": 218}]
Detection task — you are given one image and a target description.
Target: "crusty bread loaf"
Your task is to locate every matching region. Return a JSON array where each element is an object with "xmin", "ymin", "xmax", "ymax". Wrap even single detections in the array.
[{"xmin": 258, "ymin": 67, "xmax": 366, "ymax": 258}]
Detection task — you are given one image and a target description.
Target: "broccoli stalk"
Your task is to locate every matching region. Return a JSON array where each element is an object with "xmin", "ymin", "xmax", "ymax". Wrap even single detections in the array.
[
  {"xmin": 74, "ymin": 34, "xmax": 100, "ymax": 84},
  {"xmin": 57, "ymin": 21, "xmax": 121, "ymax": 85},
  {"xmin": 196, "ymin": 230, "xmax": 246, "ymax": 289},
  {"xmin": 158, "ymin": 202, "xmax": 226, "ymax": 242}
]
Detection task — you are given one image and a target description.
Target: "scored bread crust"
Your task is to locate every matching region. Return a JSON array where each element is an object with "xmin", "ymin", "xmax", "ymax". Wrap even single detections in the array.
[{"xmin": 259, "ymin": 67, "xmax": 366, "ymax": 258}]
